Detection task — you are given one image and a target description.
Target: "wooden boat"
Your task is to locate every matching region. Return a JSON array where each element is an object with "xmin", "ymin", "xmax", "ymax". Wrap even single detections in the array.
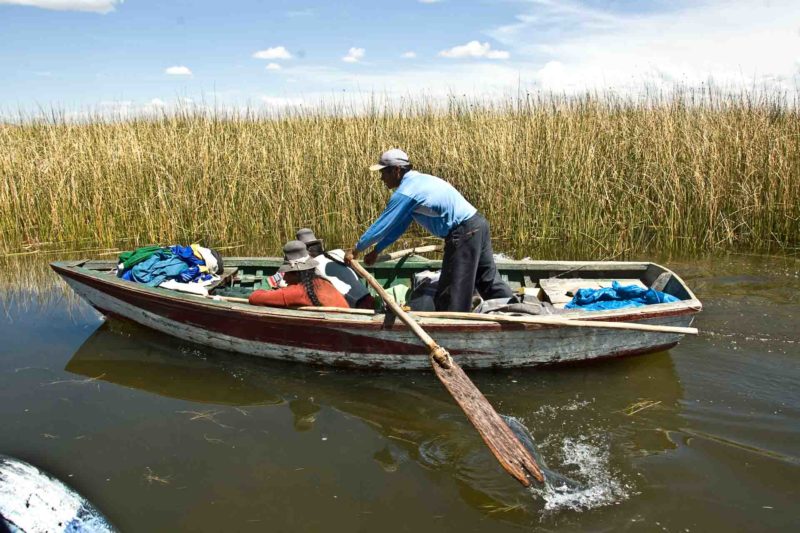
[{"xmin": 50, "ymin": 256, "xmax": 702, "ymax": 370}]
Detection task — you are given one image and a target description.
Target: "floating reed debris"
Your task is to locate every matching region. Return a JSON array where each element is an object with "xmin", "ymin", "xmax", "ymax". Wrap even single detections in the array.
[
  {"xmin": 46, "ymin": 374, "xmax": 106, "ymax": 388},
  {"xmin": 481, "ymin": 503, "xmax": 527, "ymax": 514},
  {"xmin": 203, "ymin": 435, "xmax": 225, "ymax": 445},
  {"xmin": 143, "ymin": 467, "xmax": 171, "ymax": 485},
  {"xmin": 1, "ymin": 89, "xmax": 798, "ymax": 259},
  {"xmin": 621, "ymin": 399, "xmax": 662, "ymax": 416},
  {"xmin": 176, "ymin": 409, "xmax": 231, "ymax": 428}
]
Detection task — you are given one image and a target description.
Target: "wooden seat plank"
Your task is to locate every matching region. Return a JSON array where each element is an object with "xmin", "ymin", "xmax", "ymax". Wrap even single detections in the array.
[{"xmin": 207, "ymin": 267, "xmax": 238, "ymax": 291}]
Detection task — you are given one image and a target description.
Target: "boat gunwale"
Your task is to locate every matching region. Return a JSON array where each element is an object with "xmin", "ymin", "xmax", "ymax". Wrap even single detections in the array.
[{"xmin": 50, "ymin": 258, "xmax": 702, "ymax": 330}]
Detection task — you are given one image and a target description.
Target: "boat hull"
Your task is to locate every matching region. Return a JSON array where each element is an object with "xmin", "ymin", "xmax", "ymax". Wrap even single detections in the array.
[{"xmin": 55, "ymin": 262, "xmax": 698, "ymax": 370}]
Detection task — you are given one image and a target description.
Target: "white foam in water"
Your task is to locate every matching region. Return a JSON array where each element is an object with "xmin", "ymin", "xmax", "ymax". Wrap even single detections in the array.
[
  {"xmin": 533, "ymin": 399, "xmax": 593, "ymax": 419},
  {"xmin": 532, "ymin": 436, "xmax": 633, "ymax": 513},
  {"xmin": 504, "ymin": 411, "xmax": 633, "ymax": 514},
  {"xmin": 560, "ymin": 399, "xmax": 592, "ymax": 412}
]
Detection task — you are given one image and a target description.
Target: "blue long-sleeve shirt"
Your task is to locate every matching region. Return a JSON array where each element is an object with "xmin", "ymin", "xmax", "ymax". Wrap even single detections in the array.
[{"xmin": 355, "ymin": 170, "xmax": 477, "ymax": 252}]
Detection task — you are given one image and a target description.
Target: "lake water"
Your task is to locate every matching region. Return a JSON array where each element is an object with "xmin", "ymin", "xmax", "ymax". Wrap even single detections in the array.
[{"xmin": 0, "ymin": 255, "xmax": 797, "ymax": 532}]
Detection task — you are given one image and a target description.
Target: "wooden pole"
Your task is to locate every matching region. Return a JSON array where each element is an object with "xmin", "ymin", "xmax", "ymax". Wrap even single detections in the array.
[
  {"xmin": 376, "ymin": 244, "xmax": 442, "ymax": 262},
  {"xmin": 295, "ymin": 306, "xmax": 697, "ymax": 335},
  {"xmin": 411, "ymin": 311, "xmax": 698, "ymax": 335},
  {"xmin": 211, "ymin": 298, "xmax": 696, "ymax": 335},
  {"xmin": 297, "ymin": 306, "xmax": 375, "ymax": 315},
  {"xmin": 206, "ymin": 294, "xmax": 249, "ymax": 304}
]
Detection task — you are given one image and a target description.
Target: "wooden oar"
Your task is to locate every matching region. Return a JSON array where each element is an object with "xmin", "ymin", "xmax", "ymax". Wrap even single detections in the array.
[
  {"xmin": 376, "ymin": 244, "xmax": 442, "ymax": 263},
  {"xmin": 348, "ymin": 259, "xmax": 544, "ymax": 487}
]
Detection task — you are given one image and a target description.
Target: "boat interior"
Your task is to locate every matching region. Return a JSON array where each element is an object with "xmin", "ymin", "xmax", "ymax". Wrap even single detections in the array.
[{"xmin": 71, "ymin": 255, "xmax": 695, "ymax": 311}]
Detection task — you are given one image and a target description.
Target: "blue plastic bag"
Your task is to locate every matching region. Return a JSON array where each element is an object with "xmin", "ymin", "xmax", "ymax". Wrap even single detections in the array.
[{"xmin": 565, "ymin": 281, "xmax": 679, "ymax": 311}]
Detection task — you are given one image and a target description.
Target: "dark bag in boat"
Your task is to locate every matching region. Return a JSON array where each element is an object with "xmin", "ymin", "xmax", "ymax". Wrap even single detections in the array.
[
  {"xmin": 474, "ymin": 295, "xmax": 558, "ymax": 316},
  {"xmin": 407, "ymin": 276, "xmax": 438, "ymax": 311}
]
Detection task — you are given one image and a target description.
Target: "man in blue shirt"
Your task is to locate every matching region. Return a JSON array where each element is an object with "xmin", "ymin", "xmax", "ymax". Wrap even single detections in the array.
[{"xmin": 345, "ymin": 149, "xmax": 512, "ymax": 312}]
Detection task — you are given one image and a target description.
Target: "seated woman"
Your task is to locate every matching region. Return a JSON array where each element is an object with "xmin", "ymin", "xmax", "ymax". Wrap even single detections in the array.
[
  {"xmin": 296, "ymin": 228, "xmax": 375, "ymax": 310},
  {"xmin": 248, "ymin": 240, "xmax": 349, "ymax": 309}
]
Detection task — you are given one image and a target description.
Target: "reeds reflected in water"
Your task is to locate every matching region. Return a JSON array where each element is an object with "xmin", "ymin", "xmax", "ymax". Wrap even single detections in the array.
[{"xmin": 0, "ymin": 256, "xmax": 86, "ymax": 317}]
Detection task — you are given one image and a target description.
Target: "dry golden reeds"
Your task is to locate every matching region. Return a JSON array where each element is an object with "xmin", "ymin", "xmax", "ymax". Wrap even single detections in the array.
[{"xmin": 0, "ymin": 89, "xmax": 798, "ymax": 259}]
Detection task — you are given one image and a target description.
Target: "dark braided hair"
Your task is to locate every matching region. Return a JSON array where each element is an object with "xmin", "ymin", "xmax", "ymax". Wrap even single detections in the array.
[{"xmin": 299, "ymin": 269, "xmax": 323, "ymax": 307}]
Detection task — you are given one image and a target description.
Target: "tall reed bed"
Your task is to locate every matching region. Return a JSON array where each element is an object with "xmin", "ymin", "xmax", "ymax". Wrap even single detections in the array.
[{"xmin": 1, "ymin": 90, "xmax": 798, "ymax": 259}]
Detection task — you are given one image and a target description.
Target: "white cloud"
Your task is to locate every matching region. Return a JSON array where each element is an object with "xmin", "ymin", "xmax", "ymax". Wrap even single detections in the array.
[
  {"xmin": 261, "ymin": 96, "xmax": 304, "ymax": 107},
  {"xmin": 265, "ymin": 63, "xmax": 282, "ymax": 71},
  {"xmin": 0, "ymin": 0, "xmax": 121, "ymax": 13},
  {"xmin": 487, "ymin": 0, "xmax": 800, "ymax": 92},
  {"xmin": 401, "ymin": 51, "xmax": 416, "ymax": 59},
  {"xmin": 165, "ymin": 65, "xmax": 192, "ymax": 76},
  {"xmin": 252, "ymin": 46, "xmax": 292, "ymax": 60},
  {"xmin": 12, "ymin": 1, "xmax": 800, "ymax": 121},
  {"xmin": 439, "ymin": 40, "xmax": 510, "ymax": 60},
  {"xmin": 98, "ymin": 99, "xmax": 132, "ymax": 108},
  {"xmin": 94, "ymin": 99, "xmax": 133, "ymax": 118},
  {"xmin": 254, "ymin": 62, "xmax": 534, "ymax": 104},
  {"xmin": 342, "ymin": 47, "xmax": 365, "ymax": 63},
  {"xmin": 149, "ymin": 98, "xmax": 166, "ymax": 107}
]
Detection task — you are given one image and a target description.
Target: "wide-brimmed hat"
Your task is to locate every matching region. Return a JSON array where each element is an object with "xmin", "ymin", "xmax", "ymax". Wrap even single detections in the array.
[
  {"xmin": 278, "ymin": 240, "xmax": 319, "ymax": 273},
  {"xmin": 369, "ymin": 148, "xmax": 410, "ymax": 171},
  {"xmin": 296, "ymin": 228, "xmax": 322, "ymax": 248}
]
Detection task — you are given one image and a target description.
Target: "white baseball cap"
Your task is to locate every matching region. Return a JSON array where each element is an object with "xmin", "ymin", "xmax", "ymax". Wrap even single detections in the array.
[{"xmin": 369, "ymin": 148, "xmax": 410, "ymax": 171}]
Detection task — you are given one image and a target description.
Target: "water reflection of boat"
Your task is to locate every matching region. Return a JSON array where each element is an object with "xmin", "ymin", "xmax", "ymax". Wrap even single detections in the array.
[
  {"xmin": 66, "ymin": 320, "xmax": 684, "ymax": 515},
  {"xmin": 66, "ymin": 320, "xmax": 283, "ymax": 407},
  {"xmin": 52, "ymin": 257, "xmax": 701, "ymax": 369}
]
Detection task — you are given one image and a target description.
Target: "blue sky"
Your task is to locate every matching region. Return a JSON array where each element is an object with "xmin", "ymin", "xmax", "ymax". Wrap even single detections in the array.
[{"xmin": 1, "ymin": 0, "xmax": 798, "ymax": 116}]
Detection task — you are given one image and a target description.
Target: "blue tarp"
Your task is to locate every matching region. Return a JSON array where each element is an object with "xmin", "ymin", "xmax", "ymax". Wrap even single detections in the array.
[
  {"xmin": 169, "ymin": 245, "xmax": 205, "ymax": 268},
  {"xmin": 118, "ymin": 245, "xmax": 211, "ymax": 286},
  {"xmin": 564, "ymin": 281, "xmax": 680, "ymax": 311},
  {"xmin": 126, "ymin": 250, "xmax": 190, "ymax": 287}
]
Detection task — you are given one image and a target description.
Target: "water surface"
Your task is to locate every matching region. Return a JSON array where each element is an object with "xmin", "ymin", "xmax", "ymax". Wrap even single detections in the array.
[{"xmin": 0, "ymin": 255, "xmax": 797, "ymax": 531}]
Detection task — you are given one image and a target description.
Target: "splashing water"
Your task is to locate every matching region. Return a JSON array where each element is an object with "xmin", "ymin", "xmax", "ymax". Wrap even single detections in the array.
[
  {"xmin": 502, "ymin": 416, "xmax": 634, "ymax": 513},
  {"xmin": 538, "ymin": 436, "xmax": 633, "ymax": 513}
]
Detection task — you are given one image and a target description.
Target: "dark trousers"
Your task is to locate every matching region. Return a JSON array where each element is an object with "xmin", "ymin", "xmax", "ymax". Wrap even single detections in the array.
[{"xmin": 434, "ymin": 213, "xmax": 513, "ymax": 312}]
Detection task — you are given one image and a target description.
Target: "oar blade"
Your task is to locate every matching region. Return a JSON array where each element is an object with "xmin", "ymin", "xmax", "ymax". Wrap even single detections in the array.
[{"xmin": 431, "ymin": 356, "xmax": 544, "ymax": 486}]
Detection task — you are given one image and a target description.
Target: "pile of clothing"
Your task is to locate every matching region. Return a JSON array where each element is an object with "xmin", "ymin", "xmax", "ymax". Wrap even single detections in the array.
[{"xmin": 116, "ymin": 244, "xmax": 224, "ymax": 295}]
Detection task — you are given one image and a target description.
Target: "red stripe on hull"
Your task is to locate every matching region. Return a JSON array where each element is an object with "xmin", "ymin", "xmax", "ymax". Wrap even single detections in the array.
[{"xmin": 55, "ymin": 266, "xmax": 436, "ymax": 356}]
